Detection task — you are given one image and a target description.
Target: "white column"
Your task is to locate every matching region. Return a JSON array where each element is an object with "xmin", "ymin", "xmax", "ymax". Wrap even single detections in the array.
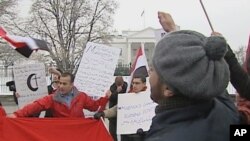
[
  {"xmin": 127, "ymin": 43, "xmax": 131, "ymax": 64},
  {"xmin": 141, "ymin": 42, "xmax": 145, "ymax": 49}
]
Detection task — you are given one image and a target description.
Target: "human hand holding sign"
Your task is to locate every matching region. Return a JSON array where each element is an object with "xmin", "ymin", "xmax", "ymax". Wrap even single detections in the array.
[{"xmin": 105, "ymin": 90, "xmax": 112, "ymax": 98}]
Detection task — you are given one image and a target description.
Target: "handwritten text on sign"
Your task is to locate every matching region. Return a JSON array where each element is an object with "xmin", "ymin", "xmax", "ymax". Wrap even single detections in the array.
[
  {"xmin": 13, "ymin": 62, "xmax": 48, "ymax": 108},
  {"xmin": 117, "ymin": 91, "xmax": 157, "ymax": 134},
  {"xmin": 75, "ymin": 42, "xmax": 120, "ymax": 97}
]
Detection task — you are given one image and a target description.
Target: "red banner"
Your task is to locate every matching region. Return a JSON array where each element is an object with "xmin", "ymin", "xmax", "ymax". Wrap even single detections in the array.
[{"xmin": 0, "ymin": 118, "xmax": 113, "ymax": 141}]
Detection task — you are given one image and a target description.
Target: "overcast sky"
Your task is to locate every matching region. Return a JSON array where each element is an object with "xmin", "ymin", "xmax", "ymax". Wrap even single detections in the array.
[{"xmin": 19, "ymin": 0, "xmax": 250, "ymax": 50}]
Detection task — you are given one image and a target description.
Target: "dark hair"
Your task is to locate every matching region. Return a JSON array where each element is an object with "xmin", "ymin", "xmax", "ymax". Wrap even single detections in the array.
[
  {"xmin": 133, "ymin": 75, "xmax": 146, "ymax": 83},
  {"xmin": 56, "ymin": 68, "xmax": 63, "ymax": 74},
  {"xmin": 115, "ymin": 76, "xmax": 124, "ymax": 86},
  {"xmin": 61, "ymin": 72, "xmax": 75, "ymax": 83}
]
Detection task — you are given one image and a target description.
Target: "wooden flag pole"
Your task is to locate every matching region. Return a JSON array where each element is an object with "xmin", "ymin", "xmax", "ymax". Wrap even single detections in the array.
[{"xmin": 199, "ymin": 0, "xmax": 214, "ymax": 32}]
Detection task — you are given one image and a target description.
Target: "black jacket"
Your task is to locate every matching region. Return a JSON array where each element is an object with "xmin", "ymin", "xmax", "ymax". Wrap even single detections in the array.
[
  {"xmin": 145, "ymin": 93, "xmax": 239, "ymax": 141},
  {"xmin": 109, "ymin": 82, "xmax": 127, "ymax": 108},
  {"xmin": 224, "ymin": 45, "xmax": 250, "ymax": 100}
]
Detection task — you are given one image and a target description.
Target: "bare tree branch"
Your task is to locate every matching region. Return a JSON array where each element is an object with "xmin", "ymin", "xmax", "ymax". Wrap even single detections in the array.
[{"xmin": 1, "ymin": 0, "xmax": 117, "ymax": 74}]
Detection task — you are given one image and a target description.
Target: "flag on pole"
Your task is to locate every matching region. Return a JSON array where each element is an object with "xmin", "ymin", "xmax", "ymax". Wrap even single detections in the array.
[
  {"xmin": 0, "ymin": 27, "xmax": 49, "ymax": 58},
  {"xmin": 126, "ymin": 46, "xmax": 149, "ymax": 92},
  {"xmin": 244, "ymin": 35, "xmax": 250, "ymax": 73},
  {"xmin": 141, "ymin": 10, "xmax": 145, "ymax": 17}
]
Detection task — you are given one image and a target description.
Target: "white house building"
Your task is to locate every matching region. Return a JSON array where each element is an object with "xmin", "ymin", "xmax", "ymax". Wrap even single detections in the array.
[
  {"xmin": 106, "ymin": 27, "xmax": 157, "ymax": 65},
  {"xmin": 104, "ymin": 27, "xmax": 237, "ymax": 95}
]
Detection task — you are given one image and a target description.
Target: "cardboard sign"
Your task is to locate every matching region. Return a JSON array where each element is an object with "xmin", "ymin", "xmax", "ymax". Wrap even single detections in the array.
[
  {"xmin": 117, "ymin": 91, "xmax": 157, "ymax": 134},
  {"xmin": 75, "ymin": 42, "xmax": 121, "ymax": 97},
  {"xmin": 13, "ymin": 62, "xmax": 48, "ymax": 108}
]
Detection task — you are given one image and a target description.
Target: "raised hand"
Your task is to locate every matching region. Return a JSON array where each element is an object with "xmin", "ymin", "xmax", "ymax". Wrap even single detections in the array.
[{"xmin": 158, "ymin": 11, "xmax": 176, "ymax": 32}]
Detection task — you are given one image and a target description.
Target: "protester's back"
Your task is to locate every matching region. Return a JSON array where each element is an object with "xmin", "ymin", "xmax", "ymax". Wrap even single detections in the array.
[{"xmin": 145, "ymin": 29, "xmax": 240, "ymax": 141}]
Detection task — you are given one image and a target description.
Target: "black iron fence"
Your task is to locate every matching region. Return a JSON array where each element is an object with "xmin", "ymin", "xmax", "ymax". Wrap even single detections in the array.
[
  {"xmin": 0, "ymin": 66, "xmax": 13, "ymax": 95},
  {"xmin": 114, "ymin": 63, "xmax": 131, "ymax": 76}
]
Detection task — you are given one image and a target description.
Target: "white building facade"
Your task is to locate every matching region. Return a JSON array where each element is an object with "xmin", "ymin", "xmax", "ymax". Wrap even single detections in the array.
[
  {"xmin": 107, "ymin": 27, "xmax": 158, "ymax": 65},
  {"xmin": 104, "ymin": 27, "xmax": 236, "ymax": 95}
]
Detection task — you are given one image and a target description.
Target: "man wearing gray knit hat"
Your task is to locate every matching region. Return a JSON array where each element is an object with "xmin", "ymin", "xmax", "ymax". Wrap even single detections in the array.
[
  {"xmin": 145, "ymin": 12, "xmax": 239, "ymax": 141},
  {"xmin": 152, "ymin": 30, "xmax": 229, "ymax": 100}
]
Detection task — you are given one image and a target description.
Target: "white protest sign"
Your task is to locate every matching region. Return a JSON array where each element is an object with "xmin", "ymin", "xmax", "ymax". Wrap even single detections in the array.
[
  {"xmin": 13, "ymin": 62, "xmax": 48, "ymax": 108},
  {"xmin": 75, "ymin": 42, "xmax": 121, "ymax": 97},
  {"xmin": 117, "ymin": 91, "xmax": 157, "ymax": 134},
  {"xmin": 75, "ymin": 42, "xmax": 120, "ymax": 117},
  {"xmin": 227, "ymin": 82, "xmax": 236, "ymax": 95},
  {"xmin": 155, "ymin": 26, "xmax": 180, "ymax": 42}
]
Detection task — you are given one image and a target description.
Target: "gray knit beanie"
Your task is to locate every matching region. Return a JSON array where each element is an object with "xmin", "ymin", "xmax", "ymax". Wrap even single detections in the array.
[{"xmin": 152, "ymin": 30, "xmax": 229, "ymax": 100}]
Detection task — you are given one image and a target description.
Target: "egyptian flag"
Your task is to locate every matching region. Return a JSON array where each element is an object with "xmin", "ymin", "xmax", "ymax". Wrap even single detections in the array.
[
  {"xmin": 126, "ymin": 46, "xmax": 149, "ymax": 92},
  {"xmin": 244, "ymin": 35, "xmax": 250, "ymax": 73},
  {"xmin": 0, "ymin": 27, "xmax": 49, "ymax": 58}
]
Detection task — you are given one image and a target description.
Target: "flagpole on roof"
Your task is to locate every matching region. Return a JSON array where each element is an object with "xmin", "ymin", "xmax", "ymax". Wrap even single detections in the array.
[{"xmin": 141, "ymin": 10, "xmax": 145, "ymax": 29}]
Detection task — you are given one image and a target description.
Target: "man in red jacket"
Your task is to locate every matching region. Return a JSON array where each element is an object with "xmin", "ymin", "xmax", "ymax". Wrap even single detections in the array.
[{"xmin": 9, "ymin": 72, "xmax": 111, "ymax": 118}]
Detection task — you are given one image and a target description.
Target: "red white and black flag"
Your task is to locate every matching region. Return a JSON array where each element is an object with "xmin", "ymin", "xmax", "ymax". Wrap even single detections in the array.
[
  {"xmin": 0, "ymin": 27, "xmax": 49, "ymax": 58},
  {"xmin": 126, "ymin": 46, "xmax": 149, "ymax": 92}
]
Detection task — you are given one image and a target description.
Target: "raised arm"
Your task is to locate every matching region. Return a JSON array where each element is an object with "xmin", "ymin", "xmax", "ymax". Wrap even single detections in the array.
[
  {"xmin": 158, "ymin": 11, "xmax": 177, "ymax": 32},
  {"xmin": 13, "ymin": 95, "xmax": 53, "ymax": 117},
  {"xmin": 224, "ymin": 45, "xmax": 250, "ymax": 100},
  {"xmin": 83, "ymin": 90, "xmax": 111, "ymax": 112}
]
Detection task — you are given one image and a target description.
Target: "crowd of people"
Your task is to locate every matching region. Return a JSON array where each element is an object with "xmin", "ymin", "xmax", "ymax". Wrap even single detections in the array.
[{"xmin": 0, "ymin": 11, "xmax": 249, "ymax": 141}]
